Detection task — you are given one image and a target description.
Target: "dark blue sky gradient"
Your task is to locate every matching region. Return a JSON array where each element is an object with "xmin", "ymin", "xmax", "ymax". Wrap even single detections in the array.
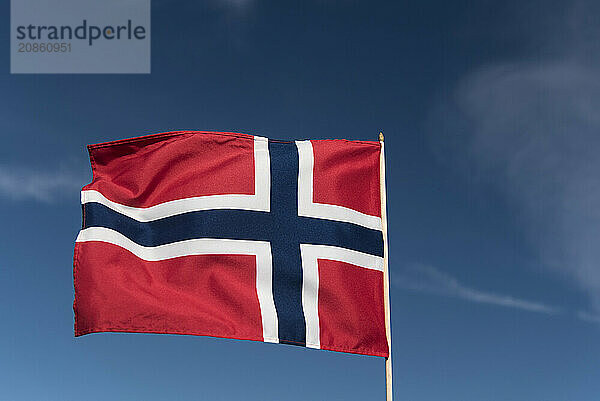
[{"xmin": 1, "ymin": 1, "xmax": 599, "ymax": 400}]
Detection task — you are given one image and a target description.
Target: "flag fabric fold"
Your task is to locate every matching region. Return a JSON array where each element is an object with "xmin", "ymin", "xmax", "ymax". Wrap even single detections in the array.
[{"xmin": 74, "ymin": 131, "xmax": 388, "ymax": 357}]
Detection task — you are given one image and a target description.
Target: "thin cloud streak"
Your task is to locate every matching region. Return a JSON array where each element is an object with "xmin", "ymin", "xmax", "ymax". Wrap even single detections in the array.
[
  {"xmin": 0, "ymin": 165, "xmax": 86, "ymax": 202},
  {"xmin": 218, "ymin": 0, "xmax": 253, "ymax": 8},
  {"xmin": 577, "ymin": 311, "xmax": 600, "ymax": 324},
  {"xmin": 394, "ymin": 264, "xmax": 561, "ymax": 315}
]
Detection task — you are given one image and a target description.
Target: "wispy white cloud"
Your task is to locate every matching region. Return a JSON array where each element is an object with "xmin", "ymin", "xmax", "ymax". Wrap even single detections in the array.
[
  {"xmin": 217, "ymin": 0, "xmax": 253, "ymax": 8},
  {"xmin": 577, "ymin": 311, "xmax": 600, "ymax": 324},
  {"xmin": 429, "ymin": 1, "xmax": 600, "ymax": 319},
  {"xmin": 394, "ymin": 264, "xmax": 561, "ymax": 315},
  {"xmin": 0, "ymin": 165, "xmax": 86, "ymax": 202},
  {"xmin": 153, "ymin": 0, "xmax": 254, "ymax": 15},
  {"xmin": 209, "ymin": 0, "xmax": 254, "ymax": 15}
]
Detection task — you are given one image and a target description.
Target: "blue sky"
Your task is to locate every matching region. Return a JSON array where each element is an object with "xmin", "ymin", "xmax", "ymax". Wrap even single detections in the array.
[{"xmin": 1, "ymin": 1, "xmax": 599, "ymax": 400}]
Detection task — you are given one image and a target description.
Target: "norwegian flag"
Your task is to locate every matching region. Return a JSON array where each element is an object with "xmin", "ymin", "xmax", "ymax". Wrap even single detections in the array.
[{"xmin": 74, "ymin": 131, "xmax": 389, "ymax": 357}]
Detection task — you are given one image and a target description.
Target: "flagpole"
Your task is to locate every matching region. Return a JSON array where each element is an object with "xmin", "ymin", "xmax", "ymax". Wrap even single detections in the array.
[{"xmin": 379, "ymin": 132, "xmax": 393, "ymax": 401}]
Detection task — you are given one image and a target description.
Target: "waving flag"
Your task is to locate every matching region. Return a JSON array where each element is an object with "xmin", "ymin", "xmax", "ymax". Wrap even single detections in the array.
[{"xmin": 74, "ymin": 131, "xmax": 389, "ymax": 357}]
